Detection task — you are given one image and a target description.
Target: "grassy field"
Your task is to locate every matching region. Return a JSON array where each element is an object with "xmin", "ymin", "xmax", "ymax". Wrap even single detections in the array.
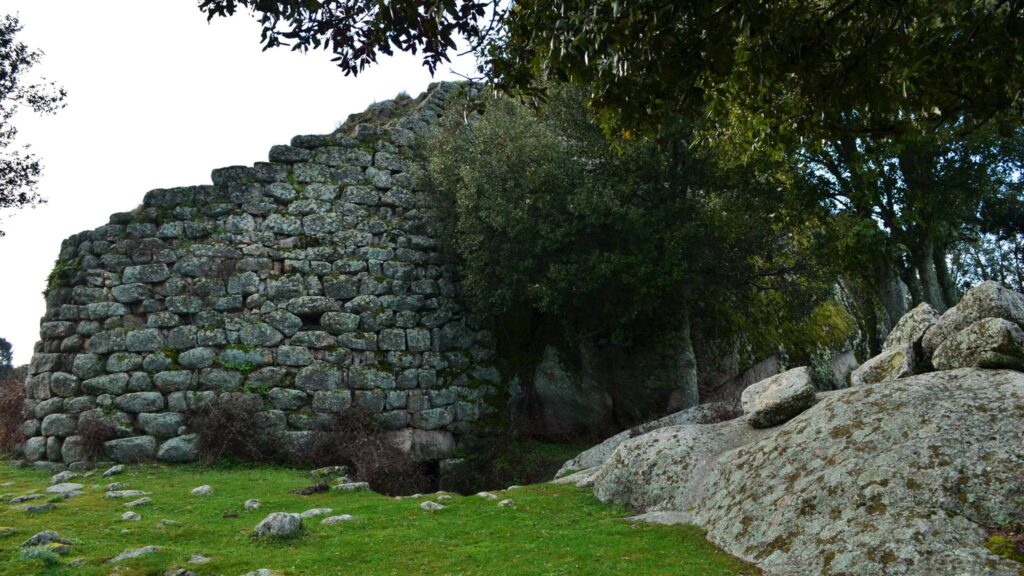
[{"xmin": 0, "ymin": 463, "xmax": 758, "ymax": 576}]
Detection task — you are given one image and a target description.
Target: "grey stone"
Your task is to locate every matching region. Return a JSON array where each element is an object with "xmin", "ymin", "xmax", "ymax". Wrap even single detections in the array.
[
  {"xmin": 932, "ymin": 317, "xmax": 1024, "ymax": 370},
  {"xmin": 883, "ymin": 302, "xmax": 939, "ymax": 352},
  {"xmin": 739, "ymin": 366, "xmax": 816, "ymax": 428},
  {"xmin": 41, "ymin": 413, "xmax": 76, "ymax": 437},
  {"xmin": 411, "ymin": 407, "xmax": 453, "ymax": 430},
  {"xmin": 321, "ymin": 311, "xmax": 360, "ymax": 334},
  {"xmin": 23, "ymin": 436, "xmax": 46, "ymax": 461},
  {"xmin": 850, "ymin": 345, "xmax": 915, "ymax": 386},
  {"xmin": 126, "ymin": 329, "xmax": 164, "ymax": 352},
  {"xmin": 312, "ymin": 390, "xmax": 351, "ymax": 413},
  {"xmin": 82, "ymin": 373, "xmax": 129, "ymax": 395},
  {"xmin": 157, "ymin": 434, "xmax": 199, "ymax": 463},
  {"xmin": 295, "ymin": 364, "xmax": 343, "ymax": 392},
  {"xmin": 923, "ymin": 281, "xmax": 1024, "ymax": 357},
  {"xmin": 106, "ymin": 352, "xmax": 142, "ymax": 373},
  {"xmin": 122, "ymin": 264, "xmax": 170, "ymax": 284},
  {"xmin": 287, "ymin": 296, "xmax": 340, "ymax": 316},
  {"xmin": 253, "ymin": 512, "xmax": 302, "ymax": 539},
  {"xmin": 108, "ymin": 546, "xmax": 160, "ymax": 564},
  {"xmin": 154, "ymin": 370, "xmax": 194, "ymax": 392},
  {"xmin": 276, "ymin": 346, "xmax": 313, "ymax": 366},
  {"xmin": 139, "ymin": 412, "xmax": 185, "ymax": 438},
  {"xmin": 115, "ymin": 392, "xmax": 165, "ymax": 413},
  {"xmin": 103, "ymin": 436, "xmax": 155, "ymax": 464},
  {"xmin": 199, "ymin": 368, "xmax": 244, "ymax": 391},
  {"xmin": 268, "ymin": 388, "xmax": 307, "ymax": 410},
  {"xmin": 72, "ymin": 354, "xmax": 104, "ymax": 379}
]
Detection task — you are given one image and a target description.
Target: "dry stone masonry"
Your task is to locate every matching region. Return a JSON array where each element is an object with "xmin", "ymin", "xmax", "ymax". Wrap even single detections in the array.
[{"xmin": 20, "ymin": 83, "xmax": 502, "ymax": 466}]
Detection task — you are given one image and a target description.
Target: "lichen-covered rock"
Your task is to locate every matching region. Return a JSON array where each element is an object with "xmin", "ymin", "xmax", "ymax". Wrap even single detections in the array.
[
  {"xmin": 850, "ymin": 345, "xmax": 915, "ymax": 386},
  {"xmin": 922, "ymin": 281, "xmax": 1024, "ymax": 357},
  {"xmin": 739, "ymin": 367, "xmax": 816, "ymax": 428},
  {"xmin": 691, "ymin": 369, "xmax": 1024, "ymax": 575},
  {"xmin": 253, "ymin": 512, "xmax": 302, "ymax": 539},
  {"xmin": 592, "ymin": 418, "xmax": 768, "ymax": 512},
  {"xmin": 556, "ymin": 402, "xmax": 739, "ymax": 477},
  {"xmin": 932, "ymin": 317, "xmax": 1024, "ymax": 371},
  {"xmin": 883, "ymin": 302, "xmax": 939, "ymax": 352}
]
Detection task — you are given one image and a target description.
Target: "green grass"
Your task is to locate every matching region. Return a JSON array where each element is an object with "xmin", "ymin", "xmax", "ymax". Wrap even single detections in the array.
[{"xmin": 0, "ymin": 463, "xmax": 758, "ymax": 576}]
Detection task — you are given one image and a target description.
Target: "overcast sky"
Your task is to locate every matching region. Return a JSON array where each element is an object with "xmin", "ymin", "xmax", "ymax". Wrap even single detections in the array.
[{"xmin": 0, "ymin": 2, "xmax": 476, "ymax": 365}]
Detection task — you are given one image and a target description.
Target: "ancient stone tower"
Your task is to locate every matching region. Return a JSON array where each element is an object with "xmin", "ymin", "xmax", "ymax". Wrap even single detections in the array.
[{"xmin": 20, "ymin": 82, "xmax": 501, "ymax": 467}]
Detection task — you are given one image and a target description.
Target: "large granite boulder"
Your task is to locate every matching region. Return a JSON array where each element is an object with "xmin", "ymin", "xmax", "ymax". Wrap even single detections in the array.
[
  {"xmin": 591, "ymin": 418, "xmax": 769, "ymax": 512},
  {"xmin": 556, "ymin": 402, "xmax": 738, "ymax": 478},
  {"xmin": 600, "ymin": 368, "xmax": 1024, "ymax": 575},
  {"xmin": 739, "ymin": 366, "xmax": 816, "ymax": 428},
  {"xmin": 932, "ymin": 317, "xmax": 1024, "ymax": 371},
  {"xmin": 923, "ymin": 281, "xmax": 1024, "ymax": 358}
]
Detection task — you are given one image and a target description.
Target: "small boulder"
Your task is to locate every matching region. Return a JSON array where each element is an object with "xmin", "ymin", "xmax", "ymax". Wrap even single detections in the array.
[
  {"xmin": 883, "ymin": 302, "xmax": 939, "ymax": 351},
  {"xmin": 244, "ymin": 499, "xmax": 261, "ymax": 511},
  {"xmin": 190, "ymin": 485, "xmax": 213, "ymax": 496},
  {"xmin": 321, "ymin": 515, "xmax": 353, "ymax": 525},
  {"xmin": 49, "ymin": 471, "xmax": 79, "ymax": 485},
  {"xmin": 299, "ymin": 508, "xmax": 332, "ymax": 519},
  {"xmin": 105, "ymin": 490, "xmax": 150, "ymax": 499},
  {"xmin": 420, "ymin": 501, "xmax": 444, "ymax": 512},
  {"xmin": 157, "ymin": 434, "xmax": 200, "ymax": 463},
  {"xmin": 253, "ymin": 512, "xmax": 302, "ymax": 539},
  {"xmin": 333, "ymin": 481, "xmax": 369, "ymax": 492},
  {"xmin": 739, "ymin": 366, "xmax": 816, "ymax": 428},
  {"xmin": 45, "ymin": 483, "xmax": 83, "ymax": 498},
  {"xmin": 108, "ymin": 545, "xmax": 159, "ymax": 563},
  {"xmin": 125, "ymin": 497, "xmax": 152, "ymax": 508},
  {"xmin": 476, "ymin": 491, "xmax": 497, "ymax": 500},
  {"xmin": 121, "ymin": 511, "xmax": 141, "ymax": 521},
  {"xmin": 22, "ymin": 531, "xmax": 71, "ymax": 548},
  {"xmin": 850, "ymin": 346, "xmax": 915, "ymax": 386},
  {"xmin": 498, "ymin": 499, "xmax": 514, "ymax": 508},
  {"xmin": 102, "ymin": 464, "xmax": 125, "ymax": 477},
  {"xmin": 932, "ymin": 317, "xmax": 1024, "ymax": 371}
]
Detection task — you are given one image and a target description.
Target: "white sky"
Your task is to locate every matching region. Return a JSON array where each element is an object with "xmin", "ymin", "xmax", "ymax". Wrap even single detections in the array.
[{"xmin": 0, "ymin": 1, "xmax": 476, "ymax": 365}]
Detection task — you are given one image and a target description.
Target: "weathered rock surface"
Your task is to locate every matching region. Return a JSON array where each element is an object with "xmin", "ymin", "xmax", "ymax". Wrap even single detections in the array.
[
  {"xmin": 254, "ymin": 512, "xmax": 302, "ymax": 539},
  {"xmin": 592, "ymin": 418, "xmax": 769, "ymax": 512},
  {"xmin": 923, "ymin": 281, "xmax": 1024, "ymax": 357},
  {"xmin": 932, "ymin": 317, "xmax": 1024, "ymax": 371},
  {"xmin": 739, "ymin": 366, "xmax": 816, "ymax": 428},
  {"xmin": 556, "ymin": 402, "xmax": 738, "ymax": 477},
  {"xmin": 850, "ymin": 345, "xmax": 915, "ymax": 387},
  {"xmin": 595, "ymin": 368, "xmax": 1024, "ymax": 575},
  {"xmin": 883, "ymin": 302, "xmax": 939, "ymax": 352}
]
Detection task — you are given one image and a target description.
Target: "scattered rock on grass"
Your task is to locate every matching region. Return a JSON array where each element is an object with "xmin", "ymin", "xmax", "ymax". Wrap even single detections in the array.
[
  {"xmin": 49, "ymin": 471, "xmax": 79, "ymax": 485},
  {"xmin": 22, "ymin": 531, "xmax": 71, "ymax": 547},
  {"xmin": 320, "ymin": 515, "xmax": 353, "ymax": 525},
  {"xmin": 190, "ymin": 485, "xmax": 213, "ymax": 496},
  {"xmin": 188, "ymin": 554, "xmax": 211, "ymax": 564},
  {"xmin": 243, "ymin": 570, "xmax": 281, "ymax": 576},
  {"xmin": 156, "ymin": 519, "xmax": 181, "ymax": 529},
  {"xmin": 125, "ymin": 497, "xmax": 151, "ymax": 508},
  {"xmin": 436, "ymin": 494, "xmax": 452, "ymax": 502},
  {"xmin": 333, "ymin": 482, "xmax": 369, "ymax": 492},
  {"xmin": 498, "ymin": 499, "xmax": 514, "ymax": 508},
  {"xmin": 121, "ymin": 511, "xmax": 141, "ymax": 522},
  {"xmin": 23, "ymin": 503, "xmax": 55, "ymax": 514},
  {"xmin": 46, "ymin": 483, "xmax": 83, "ymax": 497},
  {"xmin": 106, "ymin": 482, "xmax": 126, "ymax": 491},
  {"xmin": 8, "ymin": 493, "xmax": 42, "ymax": 504},
  {"xmin": 476, "ymin": 491, "xmax": 497, "ymax": 500},
  {"xmin": 108, "ymin": 545, "xmax": 160, "ymax": 563},
  {"xmin": 253, "ymin": 513, "xmax": 302, "ymax": 539},
  {"xmin": 106, "ymin": 490, "xmax": 149, "ymax": 499},
  {"xmin": 299, "ymin": 508, "xmax": 332, "ymax": 519},
  {"xmin": 102, "ymin": 464, "xmax": 125, "ymax": 477},
  {"xmin": 244, "ymin": 499, "xmax": 261, "ymax": 511},
  {"xmin": 420, "ymin": 501, "xmax": 444, "ymax": 512}
]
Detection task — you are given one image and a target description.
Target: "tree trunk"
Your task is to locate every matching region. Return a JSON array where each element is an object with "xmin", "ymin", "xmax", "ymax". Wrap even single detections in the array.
[
  {"xmin": 877, "ymin": 262, "xmax": 909, "ymax": 329},
  {"xmin": 934, "ymin": 248, "xmax": 960, "ymax": 308},
  {"xmin": 677, "ymin": 308, "xmax": 700, "ymax": 410},
  {"xmin": 914, "ymin": 239, "xmax": 947, "ymax": 312},
  {"xmin": 898, "ymin": 259, "xmax": 925, "ymax": 307}
]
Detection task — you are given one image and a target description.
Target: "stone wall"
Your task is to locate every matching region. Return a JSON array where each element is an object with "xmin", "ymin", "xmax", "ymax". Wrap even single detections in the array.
[{"xmin": 19, "ymin": 82, "xmax": 502, "ymax": 467}]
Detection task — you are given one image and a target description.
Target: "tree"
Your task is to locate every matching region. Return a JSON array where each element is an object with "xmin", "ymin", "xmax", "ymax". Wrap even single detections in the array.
[
  {"xmin": 198, "ymin": 1, "xmax": 1024, "ymax": 148},
  {"xmin": 0, "ymin": 337, "xmax": 12, "ymax": 378},
  {"xmin": 0, "ymin": 14, "xmax": 65, "ymax": 236}
]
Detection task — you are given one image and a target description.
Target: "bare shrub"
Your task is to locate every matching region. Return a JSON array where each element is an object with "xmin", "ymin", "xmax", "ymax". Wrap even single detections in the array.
[
  {"xmin": 185, "ymin": 396, "xmax": 281, "ymax": 464},
  {"xmin": 0, "ymin": 375, "xmax": 26, "ymax": 454},
  {"xmin": 304, "ymin": 409, "xmax": 432, "ymax": 496}
]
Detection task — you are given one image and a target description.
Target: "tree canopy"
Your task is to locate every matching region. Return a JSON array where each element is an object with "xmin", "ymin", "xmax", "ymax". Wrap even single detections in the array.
[
  {"xmin": 199, "ymin": 1, "xmax": 1024, "ymax": 146},
  {"xmin": 0, "ymin": 14, "xmax": 65, "ymax": 236}
]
